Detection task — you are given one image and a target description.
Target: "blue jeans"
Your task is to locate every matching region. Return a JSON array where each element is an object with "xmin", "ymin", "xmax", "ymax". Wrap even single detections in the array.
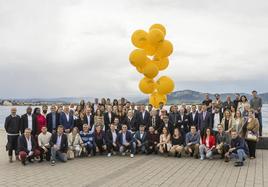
[
  {"xmin": 230, "ymin": 149, "xmax": 247, "ymax": 162},
  {"xmin": 51, "ymin": 147, "xmax": 67, "ymax": 162}
]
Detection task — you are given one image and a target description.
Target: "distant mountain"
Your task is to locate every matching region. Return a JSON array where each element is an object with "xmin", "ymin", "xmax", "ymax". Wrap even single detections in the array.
[
  {"xmin": 138, "ymin": 90, "xmax": 268, "ymax": 104},
  {"xmin": 1, "ymin": 90, "xmax": 267, "ymax": 105}
]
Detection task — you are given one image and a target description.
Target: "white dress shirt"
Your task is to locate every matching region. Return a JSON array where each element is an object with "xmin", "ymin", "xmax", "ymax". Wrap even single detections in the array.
[
  {"xmin": 27, "ymin": 114, "xmax": 33, "ymax": 130},
  {"xmin": 26, "ymin": 137, "xmax": 32, "ymax": 151}
]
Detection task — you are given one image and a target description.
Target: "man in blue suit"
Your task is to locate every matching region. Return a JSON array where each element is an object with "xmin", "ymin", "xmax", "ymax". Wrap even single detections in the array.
[
  {"xmin": 118, "ymin": 124, "xmax": 135, "ymax": 158},
  {"xmin": 60, "ymin": 106, "xmax": 74, "ymax": 133}
]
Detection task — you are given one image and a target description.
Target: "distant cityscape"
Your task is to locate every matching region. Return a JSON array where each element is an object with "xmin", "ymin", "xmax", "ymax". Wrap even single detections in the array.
[{"xmin": 1, "ymin": 90, "xmax": 268, "ymax": 106}]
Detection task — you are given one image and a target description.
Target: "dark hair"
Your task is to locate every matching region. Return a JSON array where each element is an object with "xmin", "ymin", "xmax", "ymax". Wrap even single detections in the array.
[
  {"xmin": 162, "ymin": 126, "xmax": 169, "ymax": 135},
  {"xmin": 240, "ymin": 95, "xmax": 248, "ymax": 102},
  {"xmin": 173, "ymin": 128, "xmax": 181, "ymax": 138},
  {"xmin": 204, "ymin": 128, "xmax": 213, "ymax": 139},
  {"xmin": 113, "ymin": 99, "xmax": 118, "ymax": 106},
  {"xmin": 33, "ymin": 107, "xmax": 40, "ymax": 115},
  {"xmin": 58, "ymin": 125, "xmax": 64, "ymax": 129},
  {"xmin": 252, "ymin": 90, "xmax": 257, "ymax": 93}
]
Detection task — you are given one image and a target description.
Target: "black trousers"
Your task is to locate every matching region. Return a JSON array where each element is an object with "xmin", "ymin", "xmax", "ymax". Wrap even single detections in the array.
[
  {"xmin": 107, "ymin": 143, "xmax": 119, "ymax": 153},
  {"xmin": 246, "ymin": 140, "xmax": 256, "ymax": 157},
  {"xmin": 6, "ymin": 135, "xmax": 19, "ymax": 156},
  {"xmin": 40, "ymin": 147, "xmax": 51, "ymax": 161},
  {"xmin": 95, "ymin": 140, "xmax": 105, "ymax": 153},
  {"xmin": 146, "ymin": 143, "xmax": 158, "ymax": 154}
]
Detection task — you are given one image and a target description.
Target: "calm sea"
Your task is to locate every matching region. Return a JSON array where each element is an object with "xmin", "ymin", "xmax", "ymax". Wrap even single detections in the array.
[{"xmin": 0, "ymin": 105, "xmax": 268, "ymax": 136}]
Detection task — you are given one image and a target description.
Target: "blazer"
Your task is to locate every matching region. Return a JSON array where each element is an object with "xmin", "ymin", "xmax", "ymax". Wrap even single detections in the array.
[
  {"xmin": 118, "ymin": 131, "xmax": 133, "ymax": 146},
  {"xmin": 198, "ymin": 111, "xmax": 213, "ymax": 131},
  {"xmin": 18, "ymin": 135, "xmax": 37, "ymax": 154},
  {"xmin": 83, "ymin": 114, "xmax": 94, "ymax": 127},
  {"xmin": 46, "ymin": 112, "xmax": 60, "ymax": 133},
  {"xmin": 212, "ymin": 112, "xmax": 223, "ymax": 128},
  {"xmin": 177, "ymin": 114, "xmax": 190, "ymax": 133},
  {"xmin": 134, "ymin": 131, "xmax": 148, "ymax": 144},
  {"xmin": 49, "ymin": 133, "xmax": 68, "ymax": 153},
  {"xmin": 104, "ymin": 112, "xmax": 116, "ymax": 130},
  {"xmin": 148, "ymin": 115, "xmax": 162, "ymax": 132},
  {"xmin": 201, "ymin": 135, "xmax": 216, "ymax": 149},
  {"xmin": 137, "ymin": 111, "xmax": 150, "ymax": 126},
  {"xmin": 123, "ymin": 116, "xmax": 139, "ymax": 132},
  {"xmin": 60, "ymin": 112, "xmax": 74, "ymax": 130},
  {"xmin": 20, "ymin": 113, "xmax": 38, "ymax": 135},
  {"xmin": 168, "ymin": 112, "xmax": 180, "ymax": 127},
  {"xmin": 105, "ymin": 129, "xmax": 119, "ymax": 145},
  {"xmin": 189, "ymin": 112, "xmax": 199, "ymax": 127}
]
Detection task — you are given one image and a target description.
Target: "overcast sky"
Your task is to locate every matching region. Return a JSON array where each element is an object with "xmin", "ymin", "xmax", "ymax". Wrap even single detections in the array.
[{"xmin": 0, "ymin": 0, "xmax": 268, "ymax": 99}]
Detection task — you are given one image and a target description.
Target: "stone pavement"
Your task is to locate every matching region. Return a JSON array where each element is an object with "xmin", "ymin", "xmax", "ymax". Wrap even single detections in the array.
[{"xmin": 0, "ymin": 129, "xmax": 267, "ymax": 187}]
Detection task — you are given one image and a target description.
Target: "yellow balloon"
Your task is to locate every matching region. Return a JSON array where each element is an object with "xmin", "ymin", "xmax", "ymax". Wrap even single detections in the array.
[
  {"xmin": 129, "ymin": 49, "xmax": 148, "ymax": 67},
  {"xmin": 149, "ymin": 92, "xmax": 167, "ymax": 108},
  {"xmin": 131, "ymin": 30, "xmax": 148, "ymax": 48},
  {"xmin": 152, "ymin": 57, "xmax": 169, "ymax": 71},
  {"xmin": 149, "ymin": 24, "xmax": 166, "ymax": 36},
  {"xmin": 143, "ymin": 43, "xmax": 157, "ymax": 56},
  {"xmin": 136, "ymin": 66, "xmax": 144, "ymax": 73},
  {"xmin": 143, "ymin": 61, "xmax": 159, "ymax": 79},
  {"xmin": 155, "ymin": 40, "xmax": 173, "ymax": 58},
  {"xmin": 148, "ymin": 29, "xmax": 164, "ymax": 46},
  {"xmin": 139, "ymin": 77, "xmax": 156, "ymax": 94},
  {"xmin": 156, "ymin": 76, "xmax": 175, "ymax": 94}
]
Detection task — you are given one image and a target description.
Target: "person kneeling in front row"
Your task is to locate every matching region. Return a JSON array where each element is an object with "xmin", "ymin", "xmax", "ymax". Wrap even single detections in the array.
[
  {"xmin": 50, "ymin": 125, "xmax": 68, "ymax": 166},
  {"xmin": 80, "ymin": 124, "xmax": 96, "ymax": 157},
  {"xmin": 169, "ymin": 128, "xmax": 184, "ymax": 158},
  {"xmin": 185, "ymin": 125, "xmax": 200, "ymax": 159},
  {"xmin": 146, "ymin": 126, "xmax": 159, "ymax": 155},
  {"xmin": 18, "ymin": 128, "xmax": 40, "ymax": 165},
  {"xmin": 106, "ymin": 123, "xmax": 119, "ymax": 157},
  {"xmin": 38, "ymin": 126, "xmax": 52, "ymax": 162},
  {"xmin": 118, "ymin": 124, "xmax": 135, "ymax": 158},
  {"xmin": 199, "ymin": 128, "xmax": 216, "ymax": 160},
  {"xmin": 157, "ymin": 127, "xmax": 171, "ymax": 156},
  {"xmin": 133, "ymin": 124, "xmax": 148, "ymax": 154},
  {"xmin": 214, "ymin": 124, "xmax": 230, "ymax": 159},
  {"xmin": 67, "ymin": 127, "xmax": 83, "ymax": 159},
  {"xmin": 225, "ymin": 130, "xmax": 248, "ymax": 167}
]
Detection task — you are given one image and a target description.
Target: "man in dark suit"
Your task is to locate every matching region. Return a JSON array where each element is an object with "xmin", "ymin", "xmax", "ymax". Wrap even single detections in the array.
[
  {"xmin": 189, "ymin": 105, "xmax": 199, "ymax": 127},
  {"xmin": 46, "ymin": 105, "xmax": 60, "ymax": 133},
  {"xmin": 198, "ymin": 105, "xmax": 213, "ymax": 136},
  {"xmin": 60, "ymin": 106, "xmax": 74, "ymax": 133},
  {"xmin": 123, "ymin": 110, "xmax": 139, "ymax": 132},
  {"xmin": 137, "ymin": 104, "xmax": 150, "ymax": 127},
  {"xmin": 83, "ymin": 107, "xmax": 94, "ymax": 129},
  {"xmin": 50, "ymin": 125, "xmax": 68, "ymax": 166},
  {"xmin": 104, "ymin": 105, "xmax": 115, "ymax": 131},
  {"xmin": 18, "ymin": 128, "xmax": 40, "ymax": 165},
  {"xmin": 133, "ymin": 124, "xmax": 148, "ymax": 154},
  {"xmin": 118, "ymin": 124, "xmax": 135, "ymax": 158},
  {"xmin": 168, "ymin": 105, "xmax": 179, "ymax": 130},
  {"xmin": 148, "ymin": 109, "xmax": 162, "ymax": 133},
  {"xmin": 20, "ymin": 106, "xmax": 37, "ymax": 136},
  {"xmin": 177, "ymin": 107, "xmax": 191, "ymax": 136},
  {"xmin": 130, "ymin": 103, "xmax": 139, "ymax": 119},
  {"xmin": 105, "ymin": 123, "xmax": 119, "ymax": 157}
]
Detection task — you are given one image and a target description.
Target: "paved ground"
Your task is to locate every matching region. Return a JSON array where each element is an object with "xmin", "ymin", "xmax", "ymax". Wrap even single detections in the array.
[{"xmin": 0, "ymin": 129, "xmax": 267, "ymax": 187}]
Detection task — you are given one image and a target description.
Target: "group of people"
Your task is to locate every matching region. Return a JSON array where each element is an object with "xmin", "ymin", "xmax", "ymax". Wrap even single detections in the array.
[{"xmin": 4, "ymin": 90, "xmax": 262, "ymax": 167}]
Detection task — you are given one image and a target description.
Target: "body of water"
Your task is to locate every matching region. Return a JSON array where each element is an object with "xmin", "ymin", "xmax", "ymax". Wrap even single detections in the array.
[{"xmin": 0, "ymin": 105, "xmax": 268, "ymax": 136}]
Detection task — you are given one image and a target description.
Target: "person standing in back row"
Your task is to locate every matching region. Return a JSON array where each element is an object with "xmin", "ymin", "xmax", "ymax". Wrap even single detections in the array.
[
  {"xmin": 5, "ymin": 107, "xmax": 21, "ymax": 163},
  {"xmin": 250, "ymin": 90, "xmax": 263, "ymax": 137}
]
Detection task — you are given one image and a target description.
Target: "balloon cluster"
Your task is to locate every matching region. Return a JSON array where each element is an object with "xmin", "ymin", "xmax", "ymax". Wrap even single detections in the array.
[{"xmin": 129, "ymin": 24, "xmax": 175, "ymax": 108}]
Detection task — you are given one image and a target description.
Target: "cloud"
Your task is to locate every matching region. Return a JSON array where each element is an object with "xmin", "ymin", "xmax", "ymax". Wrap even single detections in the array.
[{"xmin": 0, "ymin": 0, "xmax": 267, "ymax": 98}]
